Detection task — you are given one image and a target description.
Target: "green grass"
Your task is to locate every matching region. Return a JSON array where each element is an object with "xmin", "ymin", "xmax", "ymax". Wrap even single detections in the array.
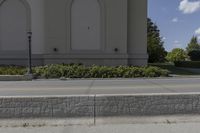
[{"xmin": 149, "ymin": 63, "xmax": 200, "ymax": 75}]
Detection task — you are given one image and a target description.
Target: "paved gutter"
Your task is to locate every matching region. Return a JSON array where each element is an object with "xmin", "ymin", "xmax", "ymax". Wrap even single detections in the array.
[{"xmin": 0, "ymin": 75, "xmax": 32, "ymax": 81}]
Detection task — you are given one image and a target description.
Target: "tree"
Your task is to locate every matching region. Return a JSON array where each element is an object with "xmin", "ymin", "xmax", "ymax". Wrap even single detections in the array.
[
  {"xmin": 147, "ymin": 18, "xmax": 167, "ymax": 63},
  {"xmin": 188, "ymin": 50, "xmax": 200, "ymax": 61},
  {"xmin": 186, "ymin": 36, "xmax": 200, "ymax": 53},
  {"xmin": 166, "ymin": 48, "xmax": 187, "ymax": 62}
]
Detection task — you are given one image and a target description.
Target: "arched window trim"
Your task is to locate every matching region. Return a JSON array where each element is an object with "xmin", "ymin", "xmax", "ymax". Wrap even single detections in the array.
[
  {"xmin": 66, "ymin": 0, "xmax": 106, "ymax": 53},
  {"xmin": 0, "ymin": 0, "xmax": 7, "ymax": 7},
  {"xmin": 0, "ymin": 0, "xmax": 31, "ymax": 53},
  {"xmin": 0, "ymin": 0, "xmax": 31, "ymax": 32}
]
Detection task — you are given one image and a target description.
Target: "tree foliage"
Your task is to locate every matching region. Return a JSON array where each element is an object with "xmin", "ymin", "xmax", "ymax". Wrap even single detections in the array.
[
  {"xmin": 188, "ymin": 50, "xmax": 200, "ymax": 61},
  {"xmin": 186, "ymin": 36, "xmax": 200, "ymax": 53},
  {"xmin": 147, "ymin": 18, "xmax": 167, "ymax": 63},
  {"xmin": 166, "ymin": 48, "xmax": 187, "ymax": 62}
]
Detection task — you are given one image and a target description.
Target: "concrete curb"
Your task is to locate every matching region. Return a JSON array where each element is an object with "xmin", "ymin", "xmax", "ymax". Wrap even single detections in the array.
[
  {"xmin": 1, "ymin": 75, "xmax": 200, "ymax": 81},
  {"xmin": 0, "ymin": 75, "xmax": 32, "ymax": 81},
  {"xmin": 95, "ymin": 94, "xmax": 200, "ymax": 116},
  {"xmin": 0, "ymin": 94, "xmax": 200, "ymax": 118}
]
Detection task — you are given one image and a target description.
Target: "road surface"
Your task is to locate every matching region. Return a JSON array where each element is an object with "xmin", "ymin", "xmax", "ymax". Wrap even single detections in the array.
[{"xmin": 0, "ymin": 77, "xmax": 200, "ymax": 96}]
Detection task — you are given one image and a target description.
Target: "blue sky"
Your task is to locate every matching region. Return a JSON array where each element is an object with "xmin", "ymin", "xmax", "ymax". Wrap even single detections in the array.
[{"xmin": 148, "ymin": 0, "xmax": 200, "ymax": 52}]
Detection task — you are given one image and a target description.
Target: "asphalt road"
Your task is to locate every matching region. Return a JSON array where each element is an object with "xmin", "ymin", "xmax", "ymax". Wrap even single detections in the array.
[{"xmin": 0, "ymin": 78, "xmax": 200, "ymax": 96}]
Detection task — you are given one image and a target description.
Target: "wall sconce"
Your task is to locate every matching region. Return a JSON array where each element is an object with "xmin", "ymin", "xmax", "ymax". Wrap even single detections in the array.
[
  {"xmin": 53, "ymin": 48, "xmax": 58, "ymax": 52},
  {"xmin": 114, "ymin": 48, "xmax": 119, "ymax": 52}
]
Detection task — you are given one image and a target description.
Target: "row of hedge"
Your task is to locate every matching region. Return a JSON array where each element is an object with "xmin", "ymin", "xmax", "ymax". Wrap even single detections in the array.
[
  {"xmin": 174, "ymin": 61, "xmax": 200, "ymax": 68},
  {"xmin": 0, "ymin": 66, "xmax": 26, "ymax": 75},
  {"xmin": 0, "ymin": 64, "xmax": 170, "ymax": 78}
]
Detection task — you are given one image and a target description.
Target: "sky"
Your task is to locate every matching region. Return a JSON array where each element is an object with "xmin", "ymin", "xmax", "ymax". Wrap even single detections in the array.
[{"xmin": 148, "ymin": 0, "xmax": 200, "ymax": 52}]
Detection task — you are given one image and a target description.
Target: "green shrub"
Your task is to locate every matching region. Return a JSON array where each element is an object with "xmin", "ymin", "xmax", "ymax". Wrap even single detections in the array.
[
  {"xmin": 88, "ymin": 65, "xmax": 119, "ymax": 78},
  {"xmin": 144, "ymin": 67, "xmax": 169, "ymax": 77},
  {"xmin": 0, "ymin": 66, "xmax": 26, "ymax": 75},
  {"xmin": 123, "ymin": 67, "xmax": 145, "ymax": 78},
  {"xmin": 174, "ymin": 61, "xmax": 200, "ymax": 68},
  {"xmin": 63, "ymin": 65, "xmax": 89, "ymax": 78},
  {"xmin": 0, "ymin": 64, "xmax": 170, "ymax": 78},
  {"xmin": 188, "ymin": 50, "xmax": 200, "ymax": 61}
]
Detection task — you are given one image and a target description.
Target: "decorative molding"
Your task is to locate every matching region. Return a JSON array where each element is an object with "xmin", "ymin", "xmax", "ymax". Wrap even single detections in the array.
[
  {"xmin": 18, "ymin": 0, "xmax": 32, "ymax": 32},
  {"xmin": 0, "ymin": 0, "xmax": 6, "ymax": 7},
  {"xmin": 0, "ymin": 0, "xmax": 31, "ymax": 31},
  {"xmin": 128, "ymin": 54, "xmax": 149, "ymax": 59},
  {"xmin": 44, "ymin": 53, "xmax": 129, "ymax": 59},
  {"xmin": 0, "ymin": 0, "xmax": 31, "ymax": 52},
  {"xmin": 66, "ymin": 0, "xmax": 106, "ymax": 53}
]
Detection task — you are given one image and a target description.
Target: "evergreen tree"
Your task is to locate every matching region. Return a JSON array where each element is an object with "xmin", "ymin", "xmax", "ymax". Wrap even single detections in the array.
[
  {"xmin": 186, "ymin": 36, "xmax": 200, "ymax": 53},
  {"xmin": 147, "ymin": 18, "xmax": 167, "ymax": 63}
]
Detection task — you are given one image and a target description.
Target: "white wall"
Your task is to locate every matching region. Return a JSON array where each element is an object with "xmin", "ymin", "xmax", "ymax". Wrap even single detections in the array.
[
  {"xmin": 0, "ymin": 0, "xmax": 148, "ymax": 66},
  {"xmin": 28, "ymin": 0, "xmax": 45, "ymax": 54},
  {"xmin": 128, "ymin": 0, "xmax": 148, "ymax": 65},
  {"xmin": 103, "ymin": 0, "xmax": 128, "ymax": 54},
  {"xmin": 0, "ymin": 0, "xmax": 45, "ymax": 54},
  {"xmin": 71, "ymin": 0, "xmax": 101, "ymax": 50},
  {"xmin": 44, "ymin": 0, "xmax": 67, "ymax": 54},
  {"xmin": 128, "ymin": 0, "xmax": 147, "ymax": 54},
  {"xmin": 0, "ymin": 0, "xmax": 27, "ymax": 52},
  {"xmin": 44, "ymin": 0, "xmax": 128, "ymax": 55}
]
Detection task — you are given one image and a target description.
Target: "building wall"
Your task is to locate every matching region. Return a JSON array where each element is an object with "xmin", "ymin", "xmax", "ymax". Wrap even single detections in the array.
[
  {"xmin": 0, "ymin": 0, "xmax": 27, "ymax": 52},
  {"xmin": 0, "ymin": 0, "xmax": 148, "ymax": 66},
  {"xmin": 44, "ymin": 0, "xmax": 128, "ymax": 54},
  {"xmin": 127, "ymin": 0, "xmax": 148, "ymax": 66},
  {"xmin": 43, "ymin": 0, "xmax": 67, "ymax": 54},
  {"xmin": 28, "ymin": 0, "xmax": 45, "ymax": 54},
  {"xmin": 42, "ymin": 0, "xmax": 129, "ymax": 66},
  {"xmin": 71, "ymin": 0, "xmax": 101, "ymax": 50}
]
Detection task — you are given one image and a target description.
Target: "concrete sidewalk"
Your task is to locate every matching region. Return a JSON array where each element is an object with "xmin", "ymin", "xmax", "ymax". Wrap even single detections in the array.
[
  {"xmin": 0, "ymin": 116, "xmax": 200, "ymax": 133},
  {"xmin": 0, "ymin": 78, "xmax": 200, "ymax": 96}
]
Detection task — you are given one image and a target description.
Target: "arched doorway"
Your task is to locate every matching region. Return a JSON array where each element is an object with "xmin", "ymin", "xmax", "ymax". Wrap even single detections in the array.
[
  {"xmin": 71, "ymin": 0, "xmax": 101, "ymax": 50},
  {"xmin": 0, "ymin": 0, "xmax": 30, "ymax": 52}
]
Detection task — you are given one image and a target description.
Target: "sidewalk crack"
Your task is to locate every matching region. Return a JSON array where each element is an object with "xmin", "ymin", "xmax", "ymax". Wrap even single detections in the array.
[
  {"xmin": 85, "ymin": 80, "xmax": 95, "ymax": 94},
  {"xmin": 145, "ymin": 79, "xmax": 177, "ymax": 93}
]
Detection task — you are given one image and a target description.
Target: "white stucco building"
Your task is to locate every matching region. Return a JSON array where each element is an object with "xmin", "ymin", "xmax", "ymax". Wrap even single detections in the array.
[{"xmin": 0, "ymin": 0, "xmax": 148, "ymax": 66}]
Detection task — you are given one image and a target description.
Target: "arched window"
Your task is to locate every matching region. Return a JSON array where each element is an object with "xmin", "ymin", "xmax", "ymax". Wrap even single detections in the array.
[
  {"xmin": 71, "ymin": 0, "xmax": 101, "ymax": 50},
  {"xmin": 0, "ymin": 0, "xmax": 29, "ymax": 51}
]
